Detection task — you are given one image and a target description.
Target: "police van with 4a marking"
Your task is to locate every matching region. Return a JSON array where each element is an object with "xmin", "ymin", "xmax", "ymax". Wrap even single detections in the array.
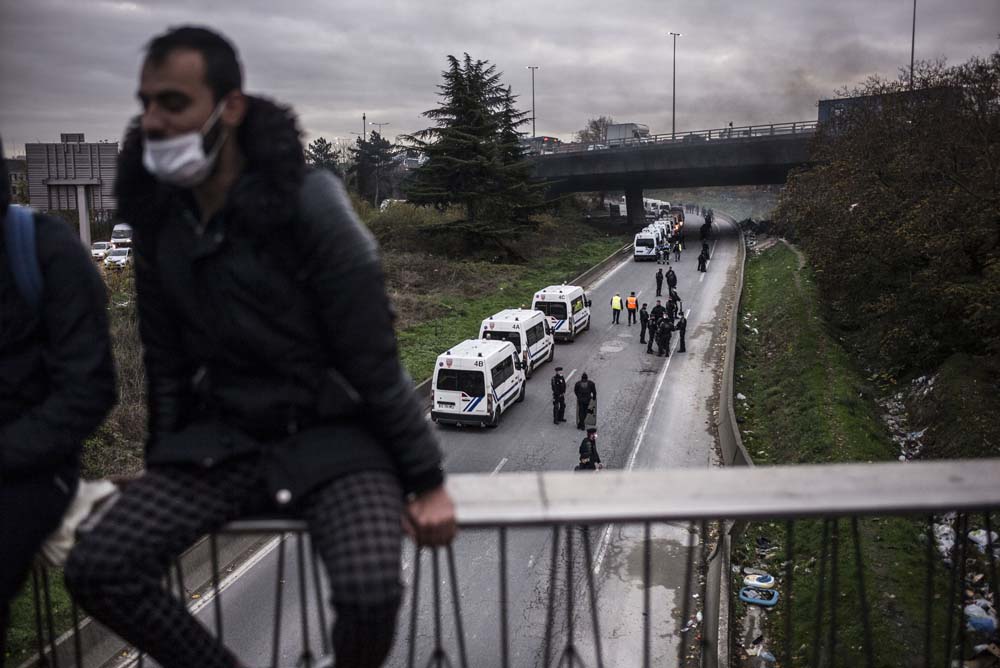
[
  {"xmin": 531, "ymin": 285, "xmax": 592, "ymax": 343},
  {"xmin": 480, "ymin": 308, "xmax": 555, "ymax": 379},
  {"xmin": 431, "ymin": 339, "xmax": 526, "ymax": 428}
]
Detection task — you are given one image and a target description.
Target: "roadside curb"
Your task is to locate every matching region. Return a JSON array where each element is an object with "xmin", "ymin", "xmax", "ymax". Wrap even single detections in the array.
[{"xmin": 705, "ymin": 211, "xmax": 754, "ymax": 668}]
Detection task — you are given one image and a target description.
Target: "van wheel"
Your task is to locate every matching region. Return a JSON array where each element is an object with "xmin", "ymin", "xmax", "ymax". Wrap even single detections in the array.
[
  {"xmin": 516, "ymin": 382, "xmax": 526, "ymax": 403},
  {"xmin": 525, "ymin": 363, "xmax": 534, "ymax": 380},
  {"xmin": 547, "ymin": 345, "xmax": 555, "ymax": 363},
  {"xmin": 583, "ymin": 316, "xmax": 591, "ymax": 332},
  {"xmin": 487, "ymin": 409, "xmax": 501, "ymax": 428},
  {"xmin": 568, "ymin": 329, "xmax": 576, "ymax": 343}
]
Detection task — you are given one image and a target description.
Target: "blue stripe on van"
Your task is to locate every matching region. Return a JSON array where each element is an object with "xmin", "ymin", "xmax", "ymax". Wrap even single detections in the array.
[{"xmin": 463, "ymin": 396, "xmax": 484, "ymax": 412}]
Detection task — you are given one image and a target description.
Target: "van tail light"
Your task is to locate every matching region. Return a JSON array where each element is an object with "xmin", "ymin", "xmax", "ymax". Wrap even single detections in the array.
[{"xmin": 487, "ymin": 394, "xmax": 494, "ymax": 413}]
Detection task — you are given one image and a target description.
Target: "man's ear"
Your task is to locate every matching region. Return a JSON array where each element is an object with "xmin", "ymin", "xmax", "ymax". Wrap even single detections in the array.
[{"xmin": 220, "ymin": 90, "xmax": 247, "ymax": 129}]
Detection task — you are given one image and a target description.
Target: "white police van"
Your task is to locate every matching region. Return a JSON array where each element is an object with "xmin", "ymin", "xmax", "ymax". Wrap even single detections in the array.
[
  {"xmin": 480, "ymin": 308, "xmax": 554, "ymax": 379},
  {"xmin": 634, "ymin": 230, "xmax": 658, "ymax": 261},
  {"xmin": 431, "ymin": 339, "xmax": 526, "ymax": 428},
  {"xmin": 531, "ymin": 285, "xmax": 591, "ymax": 343}
]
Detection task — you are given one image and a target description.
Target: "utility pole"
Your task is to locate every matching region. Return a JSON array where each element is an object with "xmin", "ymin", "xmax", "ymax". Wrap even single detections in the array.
[
  {"xmin": 909, "ymin": 0, "xmax": 917, "ymax": 90},
  {"xmin": 527, "ymin": 66, "xmax": 539, "ymax": 137},
  {"xmin": 370, "ymin": 122, "xmax": 390, "ymax": 207},
  {"xmin": 669, "ymin": 32, "xmax": 682, "ymax": 140},
  {"xmin": 363, "ymin": 112, "xmax": 367, "ymax": 138}
]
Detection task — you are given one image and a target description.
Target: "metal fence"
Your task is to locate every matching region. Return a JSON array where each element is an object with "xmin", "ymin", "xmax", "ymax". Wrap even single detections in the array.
[
  {"xmin": 541, "ymin": 121, "xmax": 819, "ymax": 156},
  {"xmin": 18, "ymin": 458, "xmax": 1000, "ymax": 668}
]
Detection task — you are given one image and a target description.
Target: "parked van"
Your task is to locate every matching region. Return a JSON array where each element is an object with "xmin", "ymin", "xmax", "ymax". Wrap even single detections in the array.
[
  {"xmin": 480, "ymin": 308, "xmax": 554, "ymax": 379},
  {"xmin": 531, "ymin": 285, "xmax": 591, "ymax": 342},
  {"xmin": 634, "ymin": 230, "xmax": 657, "ymax": 261},
  {"xmin": 431, "ymin": 339, "xmax": 526, "ymax": 428},
  {"xmin": 110, "ymin": 223, "xmax": 133, "ymax": 247}
]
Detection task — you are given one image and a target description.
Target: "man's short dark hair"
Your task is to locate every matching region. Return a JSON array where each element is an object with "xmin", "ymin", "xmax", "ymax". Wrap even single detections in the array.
[{"xmin": 145, "ymin": 26, "xmax": 242, "ymax": 100}]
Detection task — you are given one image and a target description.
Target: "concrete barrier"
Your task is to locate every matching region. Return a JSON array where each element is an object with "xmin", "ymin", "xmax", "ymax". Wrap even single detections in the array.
[{"xmin": 705, "ymin": 211, "xmax": 754, "ymax": 668}]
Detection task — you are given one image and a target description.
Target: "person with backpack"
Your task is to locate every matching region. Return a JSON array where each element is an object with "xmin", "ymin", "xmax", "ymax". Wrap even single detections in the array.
[
  {"xmin": 575, "ymin": 428, "xmax": 602, "ymax": 471},
  {"xmin": 0, "ymin": 139, "xmax": 117, "ymax": 652},
  {"xmin": 63, "ymin": 28, "xmax": 454, "ymax": 668},
  {"xmin": 573, "ymin": 373, "xmax": 597, "ymax": 430},
  {"xmin": 666, "ymin": 266, "xmax": 677, "ymax": 291}
]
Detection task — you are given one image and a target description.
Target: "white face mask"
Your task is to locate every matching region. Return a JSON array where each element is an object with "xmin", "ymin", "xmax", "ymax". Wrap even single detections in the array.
[{"xmin": 142, "ymin": 101, "xmax": 227, "ymax": 187}]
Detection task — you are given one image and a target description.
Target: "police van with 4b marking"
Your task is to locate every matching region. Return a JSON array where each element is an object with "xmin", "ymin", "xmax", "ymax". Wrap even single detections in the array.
[
  {"xmin": 480, "ymin": 308, "xmax": 555, "ymax": 379},
  {"xmin": 431, "ymin": 339, "xmax": 526, "ymax": 428},
  {"xmin": 531, "ymin": 285, "xmax": 592, "ymax": 342}
]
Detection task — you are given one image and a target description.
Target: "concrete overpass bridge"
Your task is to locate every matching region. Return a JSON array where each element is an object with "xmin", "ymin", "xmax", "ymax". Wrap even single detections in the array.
[{"xmin": 532, "ymin": 120, "xmax": 817, "ymax": 225}]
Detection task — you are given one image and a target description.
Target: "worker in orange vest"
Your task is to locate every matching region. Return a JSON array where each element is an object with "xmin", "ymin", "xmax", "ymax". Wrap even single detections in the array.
[{"xmin": 625, "ymin": 291, "xmax": 638, "ymax": 326}]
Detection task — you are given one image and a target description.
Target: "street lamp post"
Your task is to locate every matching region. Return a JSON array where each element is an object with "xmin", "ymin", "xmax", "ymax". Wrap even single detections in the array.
[
  {"xmin": 909, "ymin": 0, "xmax": 917, "ymax": 90},
  {"xmin": 669, "ymin": 32, "xmax": 682, "ymax": 140},
  {"xmin": 527, "ymin": 66, "xmax": 539, "ymax": 137}
]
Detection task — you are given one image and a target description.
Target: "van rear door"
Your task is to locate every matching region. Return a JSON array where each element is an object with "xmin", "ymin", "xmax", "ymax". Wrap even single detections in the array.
[{"xmin": 434, "ymin": 368, "xmax": 487, "ymax": 415}]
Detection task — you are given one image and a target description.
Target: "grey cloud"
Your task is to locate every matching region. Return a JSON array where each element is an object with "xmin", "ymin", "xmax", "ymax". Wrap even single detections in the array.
[{"xmin": 1, "ymin": 0, "xmax": 997, "ymax": 154}]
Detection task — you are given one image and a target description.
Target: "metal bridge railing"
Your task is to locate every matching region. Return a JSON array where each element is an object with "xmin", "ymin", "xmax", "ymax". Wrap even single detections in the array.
[
  {"xmin": 542, "ymin": 120, "xmax": 819, "ymax": 156},
  {"xmin": 17, "ymin": 458, "xmax": 1000, "ymax": 668}
]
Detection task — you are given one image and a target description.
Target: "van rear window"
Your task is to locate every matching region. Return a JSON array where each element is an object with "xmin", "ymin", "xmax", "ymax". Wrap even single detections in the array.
[
  {"xmin": 534, "ymin": 301, "xmax": 567, "ymax": 319},
  {"xmin": 436, "ymin": 369, "xmax": 485, "ymax": 396},
  {"xmin": 636, "ymin": 238, "xmax": 654, "ymax": 248}
]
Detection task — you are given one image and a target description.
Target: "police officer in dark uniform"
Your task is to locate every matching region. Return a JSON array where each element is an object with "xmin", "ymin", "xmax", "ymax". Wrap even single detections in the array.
[
  {"xmin": 576, "ymin": 428, "xmax": 602, "ymax": 471},
  {"xmin": 666, "ymin": 266, "xmax": 677, "ymax": 291},
  {"xmin": 676, "ymin": 313, "xmax": 688, "ymax": 353},
  {"xmin": 551, "ymin": 367, "xmax": 567, "ymax": 424},
  {"xmin": 573, "ymin": 373, "xmax": 597, "ymax": 430},
  {"xmin": 639, "ymin": 303, "xmax": 649, "ymax": 344},
  {"xmin": 655, "ymin": 268, "xmax": 664, "ymax": 296},
  {"xmin": 647, "ymin": 300, "xmax": 665, "ymax": 354},
  {"xmin": 656, "ymin": 318, "xmax": 673, "ymax": 357}
]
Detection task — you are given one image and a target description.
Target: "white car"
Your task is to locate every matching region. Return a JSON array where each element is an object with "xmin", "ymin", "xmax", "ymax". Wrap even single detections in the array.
[
  {"xmin": 103, "ymin": 247, "xmax": 132, "ymax": 269},
  {"xmin": 91, "ymin": 242, "xmax": 112, "ymax": 260}
]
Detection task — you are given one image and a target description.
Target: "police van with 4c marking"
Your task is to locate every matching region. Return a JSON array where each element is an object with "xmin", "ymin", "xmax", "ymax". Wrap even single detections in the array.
[
  {"xmin": 634, "ymin": 229, "xmax": 658, "ymax": 261},
  {"xmin": 431, "ymin": 339, "xmax": 526, "ymax": 428},
  {"xmin": 480, "ymin": 308, "xmax": 555, "ymax": 379},
  {"xmin": 531, "ymin": 285, "xmax": 592, "ymax": 342}
]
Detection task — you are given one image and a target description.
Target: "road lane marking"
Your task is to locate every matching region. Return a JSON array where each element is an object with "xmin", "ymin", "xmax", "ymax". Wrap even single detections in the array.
[
  {"xmin": 491, "ymin": 457, "xmax": 509, "ymax": 475},
  {"xmin": 592, "ymin": 308, "xmax": 691, "ymax": 576},
  {"xmin": 565, "ymin": 368, "xmax": 577, "ymax": 381}
]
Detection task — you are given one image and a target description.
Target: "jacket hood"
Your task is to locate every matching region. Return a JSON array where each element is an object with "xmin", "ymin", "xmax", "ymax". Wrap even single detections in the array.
[{"xmin": 115, "ymin": 95, "xmax": 305, "ymax": 239}]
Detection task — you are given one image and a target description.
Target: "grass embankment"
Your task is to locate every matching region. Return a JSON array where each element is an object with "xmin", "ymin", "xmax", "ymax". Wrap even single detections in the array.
[{"xmin": 730, "ymin": 244, "xmax": 969, "ymax": 665}]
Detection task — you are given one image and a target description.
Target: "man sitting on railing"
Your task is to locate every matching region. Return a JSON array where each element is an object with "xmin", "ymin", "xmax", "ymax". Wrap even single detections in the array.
[{"xmin": 64, "ymin": 26, "xmax": 455, "ymax": 668}]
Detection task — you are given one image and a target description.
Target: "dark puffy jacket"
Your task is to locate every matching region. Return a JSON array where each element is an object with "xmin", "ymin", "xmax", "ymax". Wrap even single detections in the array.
[
  {"xmin": 115, "ymin": 96, "xmax": 443, "ymax": 502},
  {"xmin": 573, "ymin": 379, "xmax": 596, "ymax": 402},
  {"xmin": 0, "ymin": 211, "xmax": 116, "ymax": 479}
]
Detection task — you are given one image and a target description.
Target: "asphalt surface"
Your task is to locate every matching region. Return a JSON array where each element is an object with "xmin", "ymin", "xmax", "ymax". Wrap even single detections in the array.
[{"xmin": 117, "ymin": 213, "xmax": 741, "ymax": 668}]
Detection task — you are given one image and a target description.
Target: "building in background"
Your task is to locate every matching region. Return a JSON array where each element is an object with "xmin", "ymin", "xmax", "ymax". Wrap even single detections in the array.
[
  {"xmin": 4, "ymin": 156, "xmax": 27, "ymax": 203},
  {"xmin": 25, "ymin": 134, "xmax": 118, "ymax": 246}
]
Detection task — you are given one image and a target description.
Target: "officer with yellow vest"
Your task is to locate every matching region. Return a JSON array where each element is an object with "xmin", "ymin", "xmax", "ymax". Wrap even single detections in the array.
[
  {"xmin": 610, "ymin": 293, "xmax": 623, "ymax": 324},
  {"xmin": 625, "ymin": 291, "xmax": 638, "ymax": 325}
]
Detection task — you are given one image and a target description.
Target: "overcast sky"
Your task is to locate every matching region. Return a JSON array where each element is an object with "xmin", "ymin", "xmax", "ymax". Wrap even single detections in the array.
[{"xmin": 1, "ymin": 0, "xmax": 997, "ymax": 155}]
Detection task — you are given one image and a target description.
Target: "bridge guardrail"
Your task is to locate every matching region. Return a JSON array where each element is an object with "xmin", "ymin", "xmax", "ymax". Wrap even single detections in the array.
[
  {"xmin": 19, "ymin": 460, "xmax": 1000, "ymax": 668},
  {"xmin": 540, "ymin": 120, "xmax": 819, "ymax": 156}
]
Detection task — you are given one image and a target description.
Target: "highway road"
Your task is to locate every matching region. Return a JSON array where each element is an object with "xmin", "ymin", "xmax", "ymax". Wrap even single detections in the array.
[{"xmin": 114, "ymin": 212, "xmax": 741, "ymax": 668}]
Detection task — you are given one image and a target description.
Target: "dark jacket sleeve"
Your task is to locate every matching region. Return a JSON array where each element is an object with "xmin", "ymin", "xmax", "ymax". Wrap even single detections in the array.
[
  {"xmin": 0, "ymin": 216, "xmax": 116, "ymax": 477},
  {"xmin": 133, "ymin": 226, "xmax": 196, "ymax": 444},
  {"xmin": 295, "ymin": 171, "xmax": 444, "ymax": 495}
]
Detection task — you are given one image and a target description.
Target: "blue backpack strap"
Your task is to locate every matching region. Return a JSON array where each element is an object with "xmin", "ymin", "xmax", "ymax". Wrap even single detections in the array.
[{"xmin": 3, "ymin": 205, "xmax": 44, "ymax": 310}]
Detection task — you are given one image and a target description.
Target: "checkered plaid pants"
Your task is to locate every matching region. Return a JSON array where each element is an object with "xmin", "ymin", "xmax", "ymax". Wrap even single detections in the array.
[{"xmin": 65, "ymin": 457, "xmax": 403, "ymax": 668}]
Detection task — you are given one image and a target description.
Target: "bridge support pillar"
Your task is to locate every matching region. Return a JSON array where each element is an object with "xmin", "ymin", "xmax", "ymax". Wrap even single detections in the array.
[{"xmin": 625, "ymin": 186, "xmax": 644, "ymax": 228}]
